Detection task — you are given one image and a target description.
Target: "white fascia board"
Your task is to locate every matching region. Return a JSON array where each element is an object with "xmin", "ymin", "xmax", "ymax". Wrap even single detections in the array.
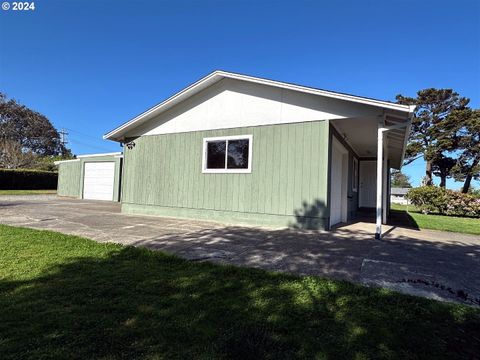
[
  {"xmin": 76, "ymin": 152, "xmax": 122, "ymax": 158},
  {"xmin": 103, "ymin": 72, "xmax": 222, "ymax": 141},
  {"xmin": 54, "ymin": 159, "xmax": 80, "ymax": 165},
  {"xmin": 398, "ymin": 113, "xmax": 414, "ymax": 169},
  {"xmin": 104, "ymin": 70, "xmax": 413, "ymax": 141}
]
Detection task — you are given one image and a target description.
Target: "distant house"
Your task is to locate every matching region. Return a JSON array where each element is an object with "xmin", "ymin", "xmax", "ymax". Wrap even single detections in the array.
[
  {"xmin": 57, "ymin": 71, "xmax": 415, "ymax": 239},
  {"xmin": 391, "ymin": 187, "xmax": 410, "ymax": 205}
]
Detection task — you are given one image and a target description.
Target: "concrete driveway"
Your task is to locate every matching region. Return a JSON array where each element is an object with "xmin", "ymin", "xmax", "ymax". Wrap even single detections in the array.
[{"xmin": 1, "ymin": 196, "xmax": 479, "ymax": 306}]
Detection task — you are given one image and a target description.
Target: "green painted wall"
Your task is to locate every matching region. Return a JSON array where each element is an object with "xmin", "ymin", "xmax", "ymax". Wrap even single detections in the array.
[
  {"xmin": 121, "ymin": 121, "xmax": 330, "ymax": 229},
  {"xmin": 57, "ymin": 161, "xmax": 81, "ymax": 197},
  {"xmin": 57, "ymin": 155, "xmax": 122, "ymax": 201}
]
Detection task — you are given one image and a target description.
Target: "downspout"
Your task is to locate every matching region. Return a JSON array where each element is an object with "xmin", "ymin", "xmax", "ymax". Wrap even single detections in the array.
[{"xmin": 120, "ymin": 140, "xmax": 126, "ymax": 203}]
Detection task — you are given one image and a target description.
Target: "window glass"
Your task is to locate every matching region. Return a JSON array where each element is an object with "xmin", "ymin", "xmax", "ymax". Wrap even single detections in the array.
[
  {"xmin": 203, "ymin": 136, "xmax": 251, "ymax": 172},
  {"xmin": 206, "ymin": 141, "xmax": 226, "ymax": 169},
  {"xmin": 227, "ymin": 139, "xmax": 249, "ymax": 169}
]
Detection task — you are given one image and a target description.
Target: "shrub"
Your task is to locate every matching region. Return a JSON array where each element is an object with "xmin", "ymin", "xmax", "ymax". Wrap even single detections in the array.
[
  {"xmin": 406, "ymin": 186, "xmax": 448, "ymax": 215},
  {"xmin": 469, "ymin": 188, "xmax": 480, "ymax": 199},
  {"xmin": 445, "ymin": 191, "xmax": 480, "ymax": 217},
  {"xmin": 407, "ymin": 186, "xmax": 480, "ymax": 217},
  {"xmin": 0, "ymin": 169, "xmax": 57, "ymax": 190}
]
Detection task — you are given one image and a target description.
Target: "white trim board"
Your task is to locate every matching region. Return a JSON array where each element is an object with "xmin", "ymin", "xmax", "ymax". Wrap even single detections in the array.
[
  {"xmin": 202, "ymin": 134, "xmax": 253, "ymax": 174},
  {"xmin": 54, "ymin": 159, "xmax": 80, "ymax": 165},
  {"xmin": 77, "ymin": 152, "xmax": 122, "ymax": 158},
  {"xmin": 330, "ymin": 137, "xmax": 349, "ymax": 227}
]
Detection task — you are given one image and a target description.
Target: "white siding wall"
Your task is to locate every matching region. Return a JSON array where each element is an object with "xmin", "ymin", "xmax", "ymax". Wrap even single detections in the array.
[{"xmin": 129, "ymin": 79, "xmax": 380, "ymax": 137}]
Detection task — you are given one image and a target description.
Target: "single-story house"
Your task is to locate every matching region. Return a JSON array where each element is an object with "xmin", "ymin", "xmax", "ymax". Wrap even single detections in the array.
[
  {"xmin": 391, "ymin": 187, "xmax": 411, "ymax": 205},
  {"xmin": 57, "ymin": 71, "xmax": 415, "ymax": 239}
]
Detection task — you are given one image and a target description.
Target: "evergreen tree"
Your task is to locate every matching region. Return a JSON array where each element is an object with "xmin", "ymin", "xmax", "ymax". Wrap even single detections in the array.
[
  {"xmin": 396, "ymin": 89, "xmax": 469, "ymax": 185},
  {"xmin": 391, "ymin": 169, "xmax": 412, "ymax": 188},
  {"xmin": 444, "ymin": 109, "xmax": 480, "ymax": 193}
]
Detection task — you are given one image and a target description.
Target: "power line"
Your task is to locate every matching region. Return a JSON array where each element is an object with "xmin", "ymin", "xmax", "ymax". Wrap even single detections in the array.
[
  {"xmin": 64, "ymin": 127, "xmax": 103, "ymax": 141},
  {"xmin": 68, "ymin": 138, "xmax": 113, "ymax": 152},
  {"xmin": 60, "ymin": 126, "xmax": 115, "ymax": 153}
]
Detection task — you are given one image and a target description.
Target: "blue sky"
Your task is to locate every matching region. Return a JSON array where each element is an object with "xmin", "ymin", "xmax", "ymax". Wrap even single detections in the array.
[{"xmin": 1, "ymin": 0, "xmax": 479, "ymax": 189}]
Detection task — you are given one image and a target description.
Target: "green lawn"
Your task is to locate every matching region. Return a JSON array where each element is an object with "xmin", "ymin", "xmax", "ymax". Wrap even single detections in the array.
[
  {"xmin": 390, "ymin": 203, "xmax": 480, "ymax": 235},
  {"xmin": 0, "ymin": 225, "xmax": 479, "ymax": 359},
  {"xmin": 0, "ymin": 189, "xmax": 56, "ymax": 195}
]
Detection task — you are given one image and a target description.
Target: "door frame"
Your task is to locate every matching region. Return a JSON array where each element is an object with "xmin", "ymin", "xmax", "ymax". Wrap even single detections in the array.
[{"xmin": 330, "ymin": 137, "xmax": 349, "ymax": 227}]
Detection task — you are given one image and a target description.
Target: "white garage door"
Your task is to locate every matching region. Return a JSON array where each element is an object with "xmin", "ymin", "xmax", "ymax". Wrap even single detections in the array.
[{"xmin": 83, "ymin": 162, "xmax": 115, "ymax": 201}]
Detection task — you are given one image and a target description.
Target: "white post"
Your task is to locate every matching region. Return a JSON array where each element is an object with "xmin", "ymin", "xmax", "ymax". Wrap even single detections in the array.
[
  {"xmin": 382, "ymin": 145, "xmax": 388, "ymax": 224},
  {"xmin": 375, "ymin": 126, "xmax": 384, "ymax": 240}
]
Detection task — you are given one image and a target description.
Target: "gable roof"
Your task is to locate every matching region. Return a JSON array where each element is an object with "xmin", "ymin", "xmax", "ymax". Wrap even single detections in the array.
[{"xmin": 104, "ymin": 70, "xmax": 415, "ymax": 141}]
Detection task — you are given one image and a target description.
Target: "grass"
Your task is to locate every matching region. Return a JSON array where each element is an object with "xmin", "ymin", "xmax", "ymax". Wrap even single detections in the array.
[
  {"xmin": 0, "ymin": 189, "xmax": 56, "ymax": 195},
  {"xmin": 0, "ymin": 225, "xmax": 479, "ymax": 359},
  {"xmin": 390, "ymin": 203, "xmax": 480, "ymax": 235}
]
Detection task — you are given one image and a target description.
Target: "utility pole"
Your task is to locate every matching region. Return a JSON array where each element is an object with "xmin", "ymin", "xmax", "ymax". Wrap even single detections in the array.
[{"xmin": 59, "ymin": 129, "xmax": 68, "ymax": 156}]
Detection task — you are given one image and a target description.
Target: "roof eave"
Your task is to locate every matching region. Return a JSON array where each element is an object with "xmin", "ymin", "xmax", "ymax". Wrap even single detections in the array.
[
  {"xmin": 103, "ymin": 71, "xmax": 225, "ymax": 141},
  {"xmin": 104, "ymin": 70, "xmax": 414, "ymax": 141},
  {"xmin": 398, "ymin": 107, "xmax": 416, "ymax": 169}
]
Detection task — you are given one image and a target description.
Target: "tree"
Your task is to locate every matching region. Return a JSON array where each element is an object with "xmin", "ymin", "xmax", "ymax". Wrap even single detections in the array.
[
  {"xmin": 390, "ymin": 169, "xmax": 412, "ymax": 188},
  {"xmin": 0, "ymin": 92, "xmax": 71, "ymax": 168},
  {"xmin": 0, "ymin": 92, "xmax": 69, "ymax": 157},
  {"xmin": 444, "ymin": 109, "xmax": 480, "ymax": 193},
  {"xmin": 35, "ymin": 154, "xmax": 75, "ymax": 172},
  {"xmin": 396, "ymin": 89, "xmax": 469, "ymax": 185},
  {"xmin": 432, "ymin": 155, "xmax": 456, "ymax": 188},
  {"xmin": 0, "ymin": 139, "xmax": 37, "ymax": 169}
]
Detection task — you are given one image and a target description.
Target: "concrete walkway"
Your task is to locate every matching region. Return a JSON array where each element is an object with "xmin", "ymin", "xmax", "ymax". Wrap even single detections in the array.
[{"xmin": 0, "ymin": 197, "xmax": 479, "ymax": 306}]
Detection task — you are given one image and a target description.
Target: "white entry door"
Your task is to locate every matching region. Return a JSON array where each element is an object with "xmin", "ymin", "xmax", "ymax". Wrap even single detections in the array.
[
  {"xmin": 359, "ymin": 161, "xmax": 376, "ymax": 208},
  {"xmin": 83, "ymin": 162, "xmax": 115, "ymax": 201},
  {"xmin": 330, "ymin": 138, "xmax": 348, "ymax": 227}
]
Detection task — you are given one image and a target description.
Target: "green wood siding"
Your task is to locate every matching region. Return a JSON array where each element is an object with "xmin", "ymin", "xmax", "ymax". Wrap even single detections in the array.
[
  {"xmin": 122, "ymin": 121, "xmax": 330, "ymax": 229},
  {"xmin": 57, "ymin": 161, "xmax": 81, "ymax": 197}
]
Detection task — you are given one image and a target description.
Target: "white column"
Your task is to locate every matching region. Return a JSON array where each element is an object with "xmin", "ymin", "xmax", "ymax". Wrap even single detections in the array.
[
  {"xmin": 375, "ymin": 126, "xmax": 384, "ymax": 240},
  {"xmin": 382, "ymin": 144, "xmax": 388, "ymax": 224}
]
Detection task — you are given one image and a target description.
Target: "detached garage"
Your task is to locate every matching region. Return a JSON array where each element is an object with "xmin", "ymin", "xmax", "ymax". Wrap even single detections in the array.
[{"xmin": 55, "ymin": 152, "xmax": 122, "ymax": 201}]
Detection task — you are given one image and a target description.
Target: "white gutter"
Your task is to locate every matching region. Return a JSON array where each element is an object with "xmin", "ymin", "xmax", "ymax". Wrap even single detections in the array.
[
  {"xmin": 76, "ymin": 152, "xmax": 122, "ymax": 158},
  {"xmin": 398, "ymin": 106, "xmax": 416, "ymax": 169}
]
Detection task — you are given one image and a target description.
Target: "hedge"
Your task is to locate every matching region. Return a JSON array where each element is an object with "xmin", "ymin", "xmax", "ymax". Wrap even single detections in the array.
[
  {"xmin": 0, "ymin": 169, "xmax": 58, "ymax": 190},
  {"xmin": 407, "ymin": 186, "xmax": 480, "ymax": 218}
]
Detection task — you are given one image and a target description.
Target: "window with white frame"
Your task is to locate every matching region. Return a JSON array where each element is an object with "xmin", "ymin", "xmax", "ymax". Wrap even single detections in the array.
[
  {"xmin": 202, "ymin": 135, "xmax": 252, "ymax": 173},
  {"xmin": 352, "ymin": 157, "xmax": 358, "ymax": 192}
]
